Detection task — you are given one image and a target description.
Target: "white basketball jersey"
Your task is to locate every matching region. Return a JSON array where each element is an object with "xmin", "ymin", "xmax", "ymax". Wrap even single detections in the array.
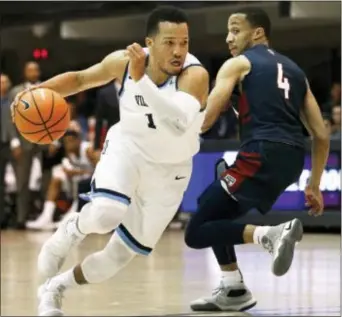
[{"xmin": 112, "ymin": 49, "xmax": 205, "ymax": 164}]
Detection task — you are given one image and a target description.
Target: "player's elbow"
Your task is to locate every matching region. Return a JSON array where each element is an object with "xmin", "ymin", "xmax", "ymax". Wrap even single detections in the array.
[{"xmin": 312, "ymin": 128, "xmax": 329, "ymax": 143}]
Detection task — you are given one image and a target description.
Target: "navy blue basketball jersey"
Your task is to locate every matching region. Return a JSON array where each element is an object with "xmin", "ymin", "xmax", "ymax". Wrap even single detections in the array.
[{"xmin": 238, "ymin": 44, "xmax": 307, "ymax": 148}]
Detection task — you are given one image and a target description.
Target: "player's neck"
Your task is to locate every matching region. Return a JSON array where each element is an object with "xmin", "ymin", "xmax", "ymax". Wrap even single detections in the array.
[
  {"xmin": 252, "ymin": 39, "xmax": 269, "ymax": 47},
  {"xmin": 145, "ymin": 62, "xmax": 170, "ymax": 86}
]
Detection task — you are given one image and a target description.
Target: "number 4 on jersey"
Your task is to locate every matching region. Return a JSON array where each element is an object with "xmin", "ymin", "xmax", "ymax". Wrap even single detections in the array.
[{"xmin": 277, "ymin": 63, "xmax": 290, "ymax": 100}]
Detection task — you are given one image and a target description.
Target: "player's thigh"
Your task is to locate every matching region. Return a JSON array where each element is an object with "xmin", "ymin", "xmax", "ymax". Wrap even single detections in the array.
[
  {"xmin": 117, "ymin": 160, "xmax": 192, "ymax": 255},
  {"xmin": 90, "ymin": 139, "xmax": 139, "ymax": 204}
]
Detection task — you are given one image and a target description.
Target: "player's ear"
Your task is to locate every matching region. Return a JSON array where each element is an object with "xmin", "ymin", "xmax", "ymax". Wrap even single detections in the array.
[
  {"xmin": 145, "ymin": 37, "xmax": 153, "ymax": 48},
  {"xmin": 253, "ymin": 27, "xmax": 264, "ymax": 41}
]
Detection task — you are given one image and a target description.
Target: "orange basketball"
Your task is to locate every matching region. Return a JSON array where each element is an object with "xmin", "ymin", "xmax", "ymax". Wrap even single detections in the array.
[{"xmin": 14, "ymin": 88, "xmax": 70, "ymax": 144}]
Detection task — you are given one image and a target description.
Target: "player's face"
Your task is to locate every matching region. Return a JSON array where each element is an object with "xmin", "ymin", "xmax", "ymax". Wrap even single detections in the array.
[
  {"xmin": 226, "ymin": 14, "xmax": 256, "ymax": 56},
  {"xmin": 146, "ymin": 22, "xmax": 189, "ymax": 76},
  {"xmin": 63, "ymin": 135, "xmax": 81, "ymax": 153}
]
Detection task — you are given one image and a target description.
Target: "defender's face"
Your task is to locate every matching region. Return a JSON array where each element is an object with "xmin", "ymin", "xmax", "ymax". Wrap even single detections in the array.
[
  {"xmin": 226, "ymin": 14, "xmax": 254, "ymax": 56},
  {"xmin": 147, "ymin": 22, "xmax": 189, "ymax": 76}
]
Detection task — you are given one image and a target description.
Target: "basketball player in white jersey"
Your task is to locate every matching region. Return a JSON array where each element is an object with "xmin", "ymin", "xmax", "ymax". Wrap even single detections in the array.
[{"xmin": 11, "ymin": 6, "xmax": 209, "ymax": 315}]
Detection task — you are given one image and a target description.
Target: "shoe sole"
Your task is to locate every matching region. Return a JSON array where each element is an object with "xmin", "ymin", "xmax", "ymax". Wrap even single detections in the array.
[
  {"xmin": 272, "ymin": 218, "xmax": 303, "ymax": 277},
  {"xmin": 190, "ymin": 297, "xmax": 257, "ymax": 312}
]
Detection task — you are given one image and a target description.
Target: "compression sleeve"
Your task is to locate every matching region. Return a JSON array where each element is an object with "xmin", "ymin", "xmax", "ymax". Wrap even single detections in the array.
[{"xmin": 135, "ymin": 75, "xmax": 201, "ymax": 133}]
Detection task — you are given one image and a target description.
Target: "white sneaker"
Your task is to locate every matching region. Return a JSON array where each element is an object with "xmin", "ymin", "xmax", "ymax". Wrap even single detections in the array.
[
  {"xmin": 37, "ymin": 213, "xmax": 85, "ymax": 278},
  {"xmin": 37, "ymin": 281, "xmax": 64, "ymax": 316},
  {"xmin": 190, "ymin": 281, "xmax": 257, "ymax": 311},
  {"xmin": 262, "ymin": 218, "xmax": 303, "ymax": 276},
  {"xmin": 26, "ymin": 218, "xmax": 55, "ymax": 231}
]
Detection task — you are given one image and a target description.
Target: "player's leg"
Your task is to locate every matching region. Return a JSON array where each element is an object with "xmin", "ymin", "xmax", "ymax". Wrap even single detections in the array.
[
  {"xmin": 36, "ymin": 162, "xmax": 181, "ymax": 317},
  {"xmin": 185, "ymin": 181, "xmax": 257, "ymax": 311},
  {"xmin": 37, "ymin": 139, "xmax": 138, "ymax": 279},
  {"xmin": 37, "ymin": 231, "xmax": 136, "ymax": 316},
  {"xmin": 212, "ymin": 159, "xmax": 242, "ymax": 288},
  {"xmin": 26, "ymin": 165, "xmax": 65, "ymax": 230}
]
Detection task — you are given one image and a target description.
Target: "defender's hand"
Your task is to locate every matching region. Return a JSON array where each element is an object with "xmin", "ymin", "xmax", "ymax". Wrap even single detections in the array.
[
  {"xmin": 126, "ymin": 43, "xmax": 147, "ymax": 82},
  {"xmin": 305, "ymin": 185, "xmax": 324, "ymax": 217}
]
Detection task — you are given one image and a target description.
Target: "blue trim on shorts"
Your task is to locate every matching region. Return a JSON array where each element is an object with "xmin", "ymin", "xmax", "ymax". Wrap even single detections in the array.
[
  {"xmin": 90, "ymin": 192, "xmax": 131, "ymax": 205},
  {"xmin": 85, "ymin": 179, "xmax": 131, "ymax": 205},
  {"xmin": 116, "ymin": 224, "xmax": 152, "ymax": 256}
]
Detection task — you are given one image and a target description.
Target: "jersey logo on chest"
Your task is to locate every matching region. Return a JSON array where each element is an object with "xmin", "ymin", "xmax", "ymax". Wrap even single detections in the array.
[{"xmin": 135, "ymin": 95, "xmax": 149, "ymax": 107}]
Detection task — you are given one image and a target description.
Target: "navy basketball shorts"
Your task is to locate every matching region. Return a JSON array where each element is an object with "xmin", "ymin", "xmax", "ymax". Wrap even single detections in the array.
[{"xmin": 219, "ymin": 141, "xmax": 305, "ymax": 215}]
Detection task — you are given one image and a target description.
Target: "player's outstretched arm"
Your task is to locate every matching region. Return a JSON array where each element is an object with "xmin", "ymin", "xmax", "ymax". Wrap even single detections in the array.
[
  {"xmin": 201, "ymin": 56, "xmax": 250, "ymax": 133},
  {"xmin": 126, "ymin": 43, "xmax": 209, "ymax": 133},
  {"xmin": 37, "ymin": 50, "xmax": 128, "ymax": 97},
  {"xmin": 300, "ymin": 80, "xmax": 330, "ymax": 216},
  {"xmin": 138, "ymin": 66, "xmax": 209, "ymax": 133},
  {"xmin": 10, "ymin": 50, "xmax": 128, "ymax": 122}
]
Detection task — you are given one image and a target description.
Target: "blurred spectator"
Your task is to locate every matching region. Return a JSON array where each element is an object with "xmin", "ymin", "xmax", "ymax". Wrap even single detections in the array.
[
  {"xmin": 26, "ymin": 129, "xmax": 96, "ymax": 231},
  {"xmin": 67, "ymin": 98, "xmax": 89, "ymax": 139},
  {"xmin": 94, "ymin": 80, "xmax": 121, "ymax": 150},
  {"xmin": 1, "ymin": 73, "xmax": 17, "ymax": 227},
  {"xmin": 323, "ymin": 115, "xmax": 333, "ymax": 136},
  {"xmin": 322, "ymin": 82, "xmax": 341, "ymax": 112},
  {"xmin": 331, "ymin": 105, "xmax": 341, "ymax": 139},
  {"xmin": 8, "ymin": 62, "xmax": 42, "ymax": 228}
]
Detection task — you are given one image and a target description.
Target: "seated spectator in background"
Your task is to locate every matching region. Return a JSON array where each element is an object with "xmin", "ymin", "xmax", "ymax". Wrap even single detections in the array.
[
  {"xmin": 331, "ymin": 105, "xmax": 341, "ymax": 139},
  {"xmin": 322, "ymin": 82, "xmax": 341, "ymax": 113},
  {"xmin": 323, "ymin": 115, "xmax": 333, "ymax": 136},
  {"xmin": 26, "ymin": 129, "xmax": 96, "ymax": 230},
  {"xmin": 67, "ymin": 99, "xmax": 88, "ymax": 140}
]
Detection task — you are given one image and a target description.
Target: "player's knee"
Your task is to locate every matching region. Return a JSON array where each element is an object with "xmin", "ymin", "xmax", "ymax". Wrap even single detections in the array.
[
  {"xmin": 92, "ymin": 197, "xmax": 127, "ymax": 233},
  {"xmin": 184, "ymin": 219, "xmax": 202, "ymax": 249},
  {"xmin": 81, "ymin": 233, "xmax": 135, "ymax": 283},
  {"xmin": 80, "ymin": 197, "xmax": 128, "ymax": 234}
]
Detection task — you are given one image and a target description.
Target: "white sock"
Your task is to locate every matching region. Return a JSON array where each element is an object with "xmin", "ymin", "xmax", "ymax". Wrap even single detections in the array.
[
  {"xmin": 47, "ymin": 268, "xmax": 78, "ymax": 292},
  {"xmin": 40, "ymin": 201, "xmax": 56, "ymax": 222},
  {"xmin": 253, "ymin": 226, "xmax": 271, "ymax": 244},
  {"xmin": 221, "ymin": 270, "xmax": 243, "ymax": 287}
]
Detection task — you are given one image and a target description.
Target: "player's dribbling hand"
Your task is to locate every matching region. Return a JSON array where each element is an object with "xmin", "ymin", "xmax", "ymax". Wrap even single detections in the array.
[
  {"xmin": 126, "ymin": 43, "xmax": 147, "ymax": 82},
  {"xmin": 304, "ymin": 185, "xmax": 324, "ymax": 217},
  {"xmin": 10, "ymin": 86, "xmax": 40, "ymax": 123}
]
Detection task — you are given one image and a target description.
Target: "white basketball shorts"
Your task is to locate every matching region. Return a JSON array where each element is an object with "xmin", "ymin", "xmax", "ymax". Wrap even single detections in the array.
[{"xmin": 88, "ymin": 137, "xmax": 192, "ymax": 255}]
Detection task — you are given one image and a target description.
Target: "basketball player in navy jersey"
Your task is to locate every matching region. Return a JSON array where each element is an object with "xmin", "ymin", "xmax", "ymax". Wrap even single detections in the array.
[{"xmin": 185, "ymin": 8, "xmax": 329, "ymax": 312}]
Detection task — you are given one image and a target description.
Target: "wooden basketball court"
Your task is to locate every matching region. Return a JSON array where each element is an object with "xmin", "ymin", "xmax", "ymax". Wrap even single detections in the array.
[{"xmin": 1, "ymin": 229, "xmax": 340, "ymax": 316}]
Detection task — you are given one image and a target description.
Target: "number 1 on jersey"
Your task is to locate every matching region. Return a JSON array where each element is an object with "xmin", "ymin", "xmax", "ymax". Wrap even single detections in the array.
[
  {"xmin": 145, "ymin": 113, "xmax": 157, "ymax": 129},
  {"xmin": 277, "ymin": 63, "xmax": 290, "ymax": 100}
]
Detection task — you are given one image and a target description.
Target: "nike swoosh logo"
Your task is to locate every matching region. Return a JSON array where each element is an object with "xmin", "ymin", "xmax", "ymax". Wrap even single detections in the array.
[
  {"xmin": 175, "ymin": 176, "xmax": 186, "ymax": 180},
  {"xmin": 21, "ymin": 99, "xmax": 30, "ymax": 110}
]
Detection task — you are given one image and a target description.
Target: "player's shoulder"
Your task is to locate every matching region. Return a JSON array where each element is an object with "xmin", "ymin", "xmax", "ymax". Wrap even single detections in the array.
[{"xmin": 183, "ymin": 52, "xmax": 202, "ymax": 70}]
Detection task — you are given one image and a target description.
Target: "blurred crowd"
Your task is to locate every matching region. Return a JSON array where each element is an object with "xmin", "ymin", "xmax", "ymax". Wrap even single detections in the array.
[{"xmin": 0, "ymin": 61, "xmax": 341, "ymax": 230}]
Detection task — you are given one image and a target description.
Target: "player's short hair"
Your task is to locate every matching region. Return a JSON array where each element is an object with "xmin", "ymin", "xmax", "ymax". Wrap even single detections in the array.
[
  {"xmin": 146, "ymin": 5, "xmax": 189, "ymax": 36},
  {"xmin": 235, "ymin": 7, "xmax": 271, "ymax": 38}
]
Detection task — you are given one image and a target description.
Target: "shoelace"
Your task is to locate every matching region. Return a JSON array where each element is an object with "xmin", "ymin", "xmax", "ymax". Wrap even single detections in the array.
[
  {"xmin": 262, "ymin": 237, "xmax": 274, "ymax": 254},
  {"xmin": 212, "ymin": 281, "xmax": 225, "ymax": 296}
]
